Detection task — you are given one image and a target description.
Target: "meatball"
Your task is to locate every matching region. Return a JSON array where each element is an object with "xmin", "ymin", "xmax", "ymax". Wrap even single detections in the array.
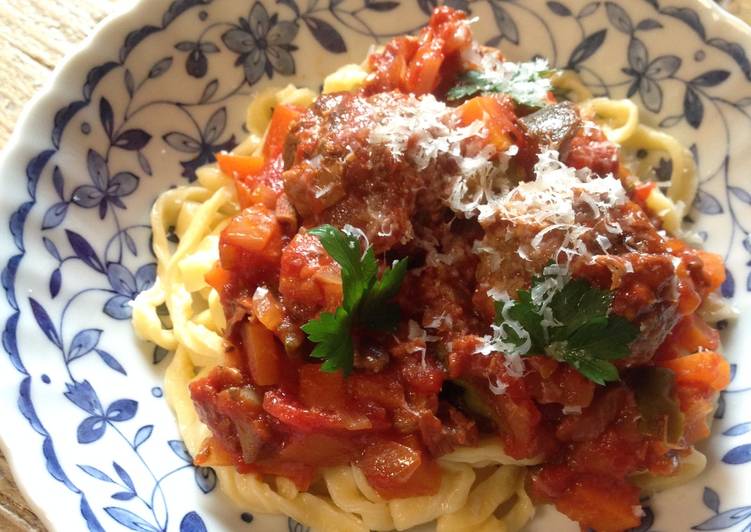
[{"xmin": 282, "ymin": 92, "xmax": 430, "ymax": 253}]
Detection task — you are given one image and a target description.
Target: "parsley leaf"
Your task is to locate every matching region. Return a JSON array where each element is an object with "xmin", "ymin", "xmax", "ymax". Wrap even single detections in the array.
[
  {"xmin": 447, "ymin": 61, "xmax": 556, "ymax": 107},
  {"xmin": 494, "ymin": 273, "xmax": 638, "ymax": 385},
  {"xmin": 301, "ymin": 225, "xmax": 408, "ymax": 374}
]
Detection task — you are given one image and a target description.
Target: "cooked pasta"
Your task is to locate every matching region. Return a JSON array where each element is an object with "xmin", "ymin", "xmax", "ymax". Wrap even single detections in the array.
[{"xmin": 133, "ymin": 7, "xmax": 731, "ymax": 532}]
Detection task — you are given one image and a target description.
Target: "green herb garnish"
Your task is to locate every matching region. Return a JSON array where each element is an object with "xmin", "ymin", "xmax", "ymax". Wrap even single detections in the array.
[
  {"xmin": 494, "ymin": 273, "xmax": 638, "ymax": 385},
  {"xmin": 447, "ymin": 61, "xmax": 555, "ymax": 107},
  {"xmin": 301, "ymin": 224, "xmax": 408, "ymax": 374}
]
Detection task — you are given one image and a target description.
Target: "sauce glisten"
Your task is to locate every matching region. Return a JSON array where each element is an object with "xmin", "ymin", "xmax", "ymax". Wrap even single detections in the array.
[{"xmin": 191, "ymin": 7, "xmax": 730, "ymax": 531}]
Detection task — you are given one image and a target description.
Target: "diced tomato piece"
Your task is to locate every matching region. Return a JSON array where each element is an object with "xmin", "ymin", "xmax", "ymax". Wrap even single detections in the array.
[
  {"xmin": 241, "ymin": 319, "xmax": 283, "ymax": 386},
  {"xmin": 204, "ymin": 261, "xmax": 231, "ymax": 293},
  {"xmin": 675, "ymin": 384, "xmax": 716, "ymax": 444},
  {"xmin": 298, "ymin": 364, "xmax": 348, "ymax": 410},
  {"xmin": 246, "ymin": 459, "xmax": 317, "ymax": 491},
  {"xmin": 263, "ymin": 104, "xmax": 303, "ymax": 160},
  {"xmin": 358, "ymin": 441, "xmax": 441, "ymax": 499},
  {"xmin": 556, "ymin": 387, "xmax": 628, "ymax": 442},
  {"xmin": 279, "ymin": 232, "xmax": 343, "ymax": 319},
  {"xmin": 399, "ymin": 353, "xmax": 445, "ymax": 394},
  {"xmin": 263, "ymin": 390, "xmax": 385, "ymax": 432},
  {"xmin": 657, "ymin": 314, "xmax": 720, "ymax": 361},
  {"xmin": 277, "ymin": 433, "xmax": 359, "ymax": 467},
  {"xmin": 457, "ymin": 96, "xmax": 516, "ymax": 151},
  {"xmin": 696, "ymin": 250, "xmax": 726, "ymax": 294},
  {"xmin": 563, "ymin": 127, "xmax": 620, "ymax": 176},
  {"xmin": 348, "ymin": 371, "xmax": 406, "ymax": 410},
  {"xmin": 251, "ymin": 287, "xmax": 284, "ymax": 332},
  {"xmin": 365, "ymin": 6, "xmax": 470, "ymax": 95},
  {"xmin": 428, "ymin": 5, "xmax": 471, "ymax": 53},
  {"xmin": 220, "ymin": 205, "xmax": 283, "ymax": 271},
  {"xmin": 554, "ymin": 476, "xmax": 641, "ymax": 532},
  {"xmin": 632, "ymin": 181, "xmax": 656, "ymax": 204},
  {"xmin": 358, "ymin": 441, "xmax": 422, "ymax": 492},
  {"xmin": 659, "ymin": 351, "xmax": 730, "ymax": 392},
  {"xmin": 216, "ymin": 152, "xmax": 265, "ymax": 180},
  {"xmin": 406, "ymin": 36, "xmax": 444, "ymax": 95}
]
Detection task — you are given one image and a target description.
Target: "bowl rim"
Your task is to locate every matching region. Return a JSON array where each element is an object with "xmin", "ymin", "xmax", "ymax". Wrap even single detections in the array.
[{"xmin": 0, "ymin": 0, "xmax": 750, "ymax": 530}]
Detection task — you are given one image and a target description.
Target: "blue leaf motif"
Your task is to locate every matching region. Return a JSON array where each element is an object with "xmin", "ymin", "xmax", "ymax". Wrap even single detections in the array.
[
  {"xmin": 78, "ymin": 416, "xmax": 107, "ymax": 444},
  {"xmin": 489, "ymin": 2, "xmax": 519, "ymax": 45},
  {"xmin": 661, "ymin": 6, "xmax": 705, "ymax": 39},
  {"xmin": 605, "ymin": 2, "xmax": 633, "ymax": 33},
  {"xmin": 729, "ymin": 186, "xmax": 751, "ymax": 205},
  {"xmin": 135, "ymin": 263, "xmax": 157, "ymax": 292},
  {"xmin": 87, "ymin": 149, "xmax": 109, "ymax": 190},
  {"xmin": 96, "ymin": 349, "xmax": 127, "ymax": 375},
  {"xmin": 66, "ymin": 229, "xmax": 105, "ymax": 272},
  {"xmin": 52, "ymin": 166, "xmax": 65, "ymax": 199},
  {"xmin": 724, "ymin": 422, "xmax": 751, "ymax": 436},
  {"xmin": 302, "ymin": 16, "xmax": 346, "ymax": 53},
  {"xmin": 691, "ymin": 70, "xmax": 731, "ymax": 87},
  {"xmin": 43, "ymin": 236, "xmax": 61, "ymax": 260},
  {"xmin": 568, "ymin": 29, "xmax": 607, "ymax": 68},
  {"xmin": 194, "ymin": 466, "xmax": 217, "ymax": 494},
  {"xmin": 78, "ymin": 464, "xmax": 115, "ymax": 483},
  {"xmin": 577, "ymin": 2, "xmax": 599, "ymax": 18},
  {"xmin": 708, "ymin": 37, "xmax": 751, "ymax": 81},
  {"xmin": 107, "ymin": 262, "xmax": 137, "ymax": 296},
  {"xmin": 546, "ymin": 1, "xmax": 572, "ymax": 16},
  {"xmin": 112, "ymin": 492, "xmax": 137, "ymax": 501},
  {"xmin": 29, "ymin": 297, "xmax": 61, "ymax": 348},
  {"xmin": 64, "ymin": 380, "xmax": 102, "ymax": 414},
  {"xmin": 68, "ymin": 328, "xmax": 102, "ymax": 361},
  {"xmin": 636, "ymin": 18, "xmax": 662, "ymax": 31},
  {"xmin": 684, "ymin": 85, "xmax": 704, "ymax": 129},
  {"xmin": 180, "ymin": 511, "xmax": 208, "ymax": 532},
  {"xmin": 80, "ymin": 496, "xmax": 106, "ymax": 532},
  {"xmin": 703, "ymin": 486, "xmax": 720, "ymax": 513},
  {"xmin": 722, "ymin": 444, "xmax": 751, "ymax": 465},
  {"xmin": 169, "ymin": 440, "xmax": 193, "ymax": 462},
  {"xmin": 124, "ymin": 231, "xmax": 137, "ymax": 256},
  {"xmin": 42, "ymin": 202, "xmax": 69, "ymax": 230},
  {"xmin": 106, "ymin": 399, "xmax": 138, "ymax": 422},
  {"xmin": 715, "ymin": 392, "xmax": 726, "ymax": 419},
  {"xmin": 113, "ymin": 462, "xmax": 136, "ymax": 493},
  {"xmin": 99, "ymin": 98, "xmax": 114, "ymax": 140},
  {"xmin": 721, "ymin": 267, "xmax": 735, "ymax": 298},
  {"xmin": 104, "ymin": 295, "xmax": 133, "ymax": 320},
  {"xmin": 113, "ymin": 129, "xmax": 152, "ymax": 151},
  {"xmin": 692, "ymin": 506, "xmax": 751, "ymax": 530},
  {"xmin": 149, "ymin": 57, "xmax": 174, "ymax": 79},
  {"xmin": 693, "ymin": 189, "xmax": 724, "ymax": 215},
  {"xmin": 49, "ymin": 268, "xmax": 61, "ymax": 298},
  {"xmin": 134, "ymin": 425, "xmax": 153, "ymax": 449},
  {"xmin": 104, "ymin": 507, "xmax": 160, "ymax": 532},
  {"xmin": 747, "ymin": 271, "xmax": 751, "ymax": 293}
]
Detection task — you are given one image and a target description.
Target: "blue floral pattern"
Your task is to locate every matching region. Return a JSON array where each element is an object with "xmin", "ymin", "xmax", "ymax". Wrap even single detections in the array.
[{"xmin": 1, "ymin": 0, "xmax": 750, "ymax": 531}]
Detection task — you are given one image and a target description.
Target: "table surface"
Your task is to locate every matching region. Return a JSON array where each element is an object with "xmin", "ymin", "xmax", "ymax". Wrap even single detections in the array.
[{"xmin": 1, "ymin": 0, "xmax": 750, "ymax": 530}]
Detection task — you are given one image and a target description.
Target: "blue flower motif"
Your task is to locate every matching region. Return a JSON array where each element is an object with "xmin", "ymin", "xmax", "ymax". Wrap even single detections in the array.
[
  {"xmin": 162, "ymin": 107, "xmax": 235, "ymax": 181},
  {"xmin": 222, "ymin": 2, "xmax": 299, "ymax": 85},
  {"xmin": 72, "ymin": 149, "xmax": 139, "ymax": 219},
  {"xmin": 103, "ymin": 262, "xmax": 156, "ymax": 320},
  {"xmin": 64, "ymin": 380, "xmax": 138, "ymax": 443},
  {"xmin": 622, "ymin": 37, "xmax": 681, "ymax": 113}
]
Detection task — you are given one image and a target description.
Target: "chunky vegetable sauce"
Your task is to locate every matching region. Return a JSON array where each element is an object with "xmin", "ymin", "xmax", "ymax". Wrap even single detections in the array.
[{"xmin": 191, "ymin": 7, "xmax": 730, "ymax": 531}]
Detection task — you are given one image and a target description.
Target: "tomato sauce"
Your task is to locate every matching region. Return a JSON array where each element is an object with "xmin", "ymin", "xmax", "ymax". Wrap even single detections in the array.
[{"xmin": 190, "ymin": 7, "xmax": 730, "ymax": 530}]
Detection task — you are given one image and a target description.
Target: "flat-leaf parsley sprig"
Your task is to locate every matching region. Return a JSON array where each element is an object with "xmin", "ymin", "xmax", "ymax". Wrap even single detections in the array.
[
  {"xmin": 492, "ymin": 272, "xmax": 638, "ymax": 385},
  {"xmin": 301, "ymin": 224, "xmax": 408, "ymax": 374},
  {"xmin": 447, "ymin": 59, "xmax": 556, "ymax": 108}
]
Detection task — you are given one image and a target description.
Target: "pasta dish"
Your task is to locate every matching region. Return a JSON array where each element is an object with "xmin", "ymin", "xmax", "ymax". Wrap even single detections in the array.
[{"xmin": 132, "ymin": 7, "xmax": 732, "ymax": 531}]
